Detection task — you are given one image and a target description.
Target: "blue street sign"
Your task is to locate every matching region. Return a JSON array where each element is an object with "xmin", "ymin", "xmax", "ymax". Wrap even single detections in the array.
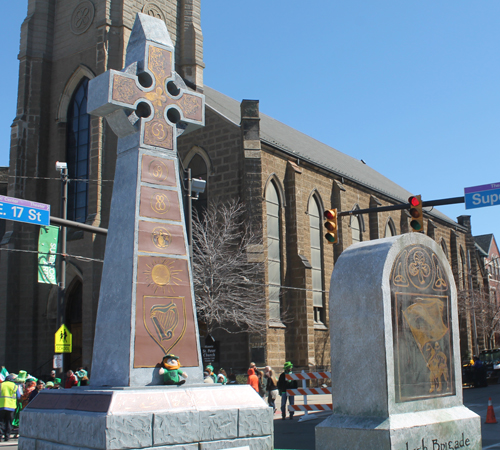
[
  {"xmin": 0, "ymin": 195, "xmax": 50, "ymax": 226},
  {"xmin": 464, "ymin": 182, "xmax": 500, "ymax": 210}
]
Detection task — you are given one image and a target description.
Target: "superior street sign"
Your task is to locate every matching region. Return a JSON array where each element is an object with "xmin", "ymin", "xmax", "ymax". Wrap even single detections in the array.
[
  {"xmin": 0, "ymin": 195, "xmax": 50, "ymax": 226},
  {"xmin": 464, "ymin": 182, "xmax": 500, "ymax": 210}
]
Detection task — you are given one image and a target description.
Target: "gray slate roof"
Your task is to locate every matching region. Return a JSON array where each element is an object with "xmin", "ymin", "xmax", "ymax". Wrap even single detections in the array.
[
  {"xmin": 204, "ymin": 86, "xmax": 459, "ymax": 227},
  {"xmin": 475, "ymin": 234, "xmax": 493, "ymax": 254}
]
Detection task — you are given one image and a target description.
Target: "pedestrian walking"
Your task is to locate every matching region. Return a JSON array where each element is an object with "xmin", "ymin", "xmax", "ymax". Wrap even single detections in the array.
[
  {"xmin": 277, "ymin": 361, "xmax": 297, "ymax": 420},
  {"xmin": 264, "ymin": 366, "xmax": 279, "ymax": 413},
  {"xmin": 247, "ymin": 367, "xmax": 259, "ymax": 394}
]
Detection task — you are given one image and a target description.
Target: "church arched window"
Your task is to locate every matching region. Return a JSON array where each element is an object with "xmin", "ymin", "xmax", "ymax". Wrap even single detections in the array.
[
  {"xmin": 66, "ymin": 78, "xmax": 90, "ymax": 223},
  {"xmin": 459, "ymin": 247, "xmax": 466, "ymax": 290},
  {"xmin": 309, "ymin": 195, "xmax": 324, "ymax": 323},
  {"xmin": 266, "ymin": 181, "xmax": 282, "ymax": 321},
  {"xmin": 384, "ymin": 218, "xmax": 396, "ymax": 237},
  {"xmin": 351, "ymin": 215, "xmax": 362, "ymax": 244},
  {"xmin": 440, "ymin": 239, "xmax": 449, "ymax": 260}
]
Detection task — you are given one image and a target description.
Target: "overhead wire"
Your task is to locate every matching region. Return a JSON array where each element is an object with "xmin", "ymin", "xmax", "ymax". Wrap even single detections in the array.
[{"xmin": 0, "ymin": 247, "xmax": 103, "ymax": 263}]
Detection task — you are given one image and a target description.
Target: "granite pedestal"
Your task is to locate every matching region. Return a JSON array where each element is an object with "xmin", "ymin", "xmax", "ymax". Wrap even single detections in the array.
[
  {"xmin": 315, "ymin": 233, "xmax": 481, "ymax": 449},
  {"xmin": 19, "ymin": 385, "xmax": 272, "ymax": 450}
]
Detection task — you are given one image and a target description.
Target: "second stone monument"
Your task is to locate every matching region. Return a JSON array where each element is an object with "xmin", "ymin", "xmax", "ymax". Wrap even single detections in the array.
[{"xmin": 316, "ymin": 233, "xmax": 481, "ymax": 450}]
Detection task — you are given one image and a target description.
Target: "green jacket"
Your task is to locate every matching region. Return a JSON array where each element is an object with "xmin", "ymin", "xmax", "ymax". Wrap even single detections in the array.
[{"xmin": 163, "ymin": 369, "xmax": 184, "ymax": 384}]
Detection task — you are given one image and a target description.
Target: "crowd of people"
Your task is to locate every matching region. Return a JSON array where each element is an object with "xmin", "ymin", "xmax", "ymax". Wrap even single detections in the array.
[
  {"xmin": 203, "ymin": 361, "xmax": 299, "ymax": 420},
  {"xmin": 0, "ymin": 360, "xmax": 298, "ymax": 440},
  {"xmin": 0, "ymin": 366, "xmax": 88, "ymax": 441}
]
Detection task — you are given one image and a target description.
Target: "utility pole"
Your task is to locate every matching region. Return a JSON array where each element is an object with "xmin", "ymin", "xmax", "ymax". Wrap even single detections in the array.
[
  {"xmin": 56, "ymin": 161, "xmax": 68, "ymax": 374},
  {"xmin": 183, "ymin": 167, "xmax": 206, "ymax": 262},
  {"xmin": 467, "ymin": 250, "xmax": 479, "ymax": 356},
  {"xmin": 186, "ymin": 168, "xmax": 193, "ymax": 260}
]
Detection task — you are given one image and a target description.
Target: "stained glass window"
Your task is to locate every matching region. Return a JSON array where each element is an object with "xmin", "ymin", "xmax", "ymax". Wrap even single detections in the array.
[{"xmin": 66, "ymin": 78, "xmax": 90, "ymax": 223}]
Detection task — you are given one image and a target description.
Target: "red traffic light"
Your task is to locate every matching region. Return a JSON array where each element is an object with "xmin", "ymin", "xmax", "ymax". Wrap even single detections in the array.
[
  {"xmin": 408, "ymin": 195, "xmax": 423, "ymax": 232},
  {"xmin": 409, "ymin": 196, "xmax": 421, "ymax": 207},
  {"xmin": 324, "ymin": 210, "xmax": 336, "ymax": 221}
]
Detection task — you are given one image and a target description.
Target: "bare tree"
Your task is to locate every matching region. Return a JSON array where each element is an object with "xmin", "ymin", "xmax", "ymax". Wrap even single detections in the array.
[
  {"xmin": 191, "ymin": 199, "xmax": 267, "ymax": 336},
  {"xmin": 457, "ymin": 287, "xmax": 500, "ymax": 352}
]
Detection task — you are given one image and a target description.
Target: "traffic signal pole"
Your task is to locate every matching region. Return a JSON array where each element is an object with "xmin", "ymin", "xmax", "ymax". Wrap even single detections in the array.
[{"xmin": 337, "ymin": 196, "xmax": 465, "ymax": 217}]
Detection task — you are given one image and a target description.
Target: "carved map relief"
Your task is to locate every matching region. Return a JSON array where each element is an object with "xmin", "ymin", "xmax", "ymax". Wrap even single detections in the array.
[{"xmin": 391, "ymin": 244, "xmax": 455, "ymax": 402}]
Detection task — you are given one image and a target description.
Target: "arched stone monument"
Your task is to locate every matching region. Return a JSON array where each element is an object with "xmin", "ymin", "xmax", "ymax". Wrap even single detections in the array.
[{"xmin": 316, "ymin": 233, "xmax": 481, "ymax": 449}]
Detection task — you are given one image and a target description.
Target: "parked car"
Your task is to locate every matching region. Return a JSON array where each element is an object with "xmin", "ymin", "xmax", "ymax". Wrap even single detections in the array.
[{"xmin": 479, "ymin": 348, "xmax": 500, "ymax": 383}]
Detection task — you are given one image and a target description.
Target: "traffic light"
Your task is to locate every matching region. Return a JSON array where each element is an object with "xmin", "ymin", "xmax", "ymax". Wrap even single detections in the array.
[
  {"xmin": 408, "ymin": 195, "xmax": 423, "ymax": 232},
  {"xmin": 324, "ymin": 208, "xmax": 338, "ymax": 244}
]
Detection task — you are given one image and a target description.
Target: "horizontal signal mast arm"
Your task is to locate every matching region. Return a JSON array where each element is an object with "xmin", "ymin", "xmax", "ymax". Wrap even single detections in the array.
[
  {"xmin": 50, "ymin": 216, "xmax": 108, "ymax": 235},
  {"xmin": 338, "ymin": 196, "xmax": 465, "ymax": 217}
]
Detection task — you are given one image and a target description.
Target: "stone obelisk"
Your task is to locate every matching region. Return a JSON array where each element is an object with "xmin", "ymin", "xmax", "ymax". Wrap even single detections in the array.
[{"xmin": 87, "ymin": 13, "xmax": 205, "ymax": 386}]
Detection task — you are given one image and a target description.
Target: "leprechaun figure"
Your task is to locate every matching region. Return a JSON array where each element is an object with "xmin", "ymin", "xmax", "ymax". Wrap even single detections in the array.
[{"xmin": 158, "ymin": 354, "xmax": 188, "ymax": 386}]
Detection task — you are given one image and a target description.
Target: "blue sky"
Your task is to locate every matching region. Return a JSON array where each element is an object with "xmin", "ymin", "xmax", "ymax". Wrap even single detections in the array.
[{"xmin": 1, "ymin": 1, "xmax": 499, "ymax": 246}]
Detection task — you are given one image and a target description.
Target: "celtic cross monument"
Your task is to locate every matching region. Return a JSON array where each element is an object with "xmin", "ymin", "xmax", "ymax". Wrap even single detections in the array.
[
  {"xmin": 19, "ymin": 13, "xmax": 273, "ymax": 450},
  {"xmin": 87, "ymin": 12, "xmax": 205, "ymax": 386}
]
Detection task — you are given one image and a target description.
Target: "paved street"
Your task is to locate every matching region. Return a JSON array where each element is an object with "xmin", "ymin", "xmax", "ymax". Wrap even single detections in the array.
[
  {"xmin": 2, "ymin": 384, "xmax": 499, "ymax": 449},
  {"xmin": 274, "ymin": 384, "xmax": 500, "ymax": 450}
]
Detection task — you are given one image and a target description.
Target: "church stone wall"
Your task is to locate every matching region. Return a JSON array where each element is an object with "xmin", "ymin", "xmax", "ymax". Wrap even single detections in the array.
[{"xmin": 4, "ymin": 0, "xmax": 477, "ymax": 381}]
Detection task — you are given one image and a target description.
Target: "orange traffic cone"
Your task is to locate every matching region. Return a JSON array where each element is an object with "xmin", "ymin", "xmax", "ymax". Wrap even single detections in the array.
[{"xmin": 485, "ymin": 397, "xmax": 497, "ymax": 424}]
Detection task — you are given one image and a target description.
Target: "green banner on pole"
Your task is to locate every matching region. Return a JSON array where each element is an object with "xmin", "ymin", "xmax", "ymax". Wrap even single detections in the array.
[{"xmin": 38, "ymin": 225, "xmax": 59, "ymax": 284}]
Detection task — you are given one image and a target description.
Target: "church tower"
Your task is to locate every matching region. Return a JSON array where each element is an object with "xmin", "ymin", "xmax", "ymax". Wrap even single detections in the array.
[{"xmin": 1, "ymin": 0, "xmax": 204, "ymax": 373}]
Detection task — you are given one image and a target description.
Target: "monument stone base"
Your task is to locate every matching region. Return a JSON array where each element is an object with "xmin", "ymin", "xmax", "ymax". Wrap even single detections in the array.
[
  {"xmin": 316, "ymin": 405, "xmax": 481, "ymax": 449},
  {"xmin": 19, "ymin": 384, "xmax": 272, "ymax": 450}
]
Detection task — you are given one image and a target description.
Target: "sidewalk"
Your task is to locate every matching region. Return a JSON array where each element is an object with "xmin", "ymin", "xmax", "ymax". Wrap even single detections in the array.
[{"xmin": 274, "ymin": 385, "xmax": 500, "ymax": 450}]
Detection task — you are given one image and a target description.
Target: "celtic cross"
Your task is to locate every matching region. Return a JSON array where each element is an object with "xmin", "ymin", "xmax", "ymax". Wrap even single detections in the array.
[
  {"xmin": 88, "ymin": 13, "xmax": 204, "ymax": 152},
  {"xmin": 86, "ymin": 13, "xmax": 205, "ymax": 387}
]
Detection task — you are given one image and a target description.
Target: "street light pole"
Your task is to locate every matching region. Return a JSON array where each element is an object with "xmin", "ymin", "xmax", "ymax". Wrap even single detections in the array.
[
  {"xmin": 56, "ymin": 161, "xmax": 68, "ymax": 374},
  {"xmin": 187, "ymin": 168, "xmax": 193, "ymax": 261}
]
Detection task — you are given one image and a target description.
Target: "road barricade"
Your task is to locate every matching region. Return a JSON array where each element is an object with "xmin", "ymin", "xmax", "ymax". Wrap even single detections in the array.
[{"xmin": 285, "ymin": 371, "xmax": 332, "ymax": 422}]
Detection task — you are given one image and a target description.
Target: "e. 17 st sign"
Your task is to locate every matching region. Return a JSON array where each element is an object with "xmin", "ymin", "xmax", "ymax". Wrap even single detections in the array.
[
  {"xmin": 0, "ymin": 195, "xmax": 50, "ymax": 226},
  {"xmin": 464, "ymin": 182, "xmax": 500, "ymax": 210}
]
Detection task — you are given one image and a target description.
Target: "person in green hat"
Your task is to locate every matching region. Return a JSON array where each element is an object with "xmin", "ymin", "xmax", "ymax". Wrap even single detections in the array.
[
  {"xmin": 16, "ymin": 371, "xmax": 27, "ymax": 384},
  {"xmin": 158, "ymin": 355, "xmax": 188, "ymax": 386},
  {"xmin": 277, "ymin": 361, "xmax": 298, "ymax": 420},
  {"xmin": 205, "ymin": 365, "xmax": 216, "ymax": 383}
]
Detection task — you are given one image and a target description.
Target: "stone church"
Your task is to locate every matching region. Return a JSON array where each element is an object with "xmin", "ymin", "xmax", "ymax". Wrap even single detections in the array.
[{"xmin": 0, "ymin": 0, "xmax": 488, "ymax": 377}]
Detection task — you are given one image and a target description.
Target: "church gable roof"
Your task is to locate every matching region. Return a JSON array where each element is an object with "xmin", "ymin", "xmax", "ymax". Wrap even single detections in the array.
[
  {"xmin": 475, "ymin": 234, "xmax": 493, "ymax": 254},
  {"xmin": 204, "ymin": 86, "xmax": 460, "ymax": 228}
]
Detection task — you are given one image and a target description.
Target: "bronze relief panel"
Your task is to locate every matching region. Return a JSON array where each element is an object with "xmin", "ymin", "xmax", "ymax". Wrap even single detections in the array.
[
  {"xmin": 141, "ymin": 155, "xmax": 177, "ymax": 187},
  {"xmin": 134, "ymin": 256, "xmax": 199, "ymax": 368},
  {"xmin": 138, "ymin": 221, "xmax": 186, "ymax": 256},
  {"xmin": 391, "ymin": 244, "xmax": 455, "ymax": 402},
  {"xmin": 139, "ymin": 186, "xmax": 181, "ymax": 221}
]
